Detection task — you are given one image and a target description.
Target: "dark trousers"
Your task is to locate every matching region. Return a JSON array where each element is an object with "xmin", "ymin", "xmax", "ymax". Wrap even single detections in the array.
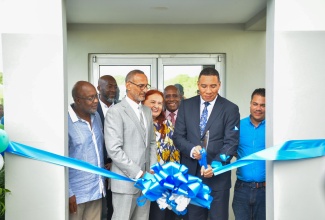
[
  {"xmin": 102, "ymin": 188, "xmax": 113, "ymax": 220},
  {"xmin": 184, "ymin": 189, "xmax": 230, "ymax": 220},
  {"xmin": 149, "ymin": 200, "xmax": 176, "ymax": 220},
  {"xmin": 232, "ymin": 179, "xmax": 266, "ymax": 220}
]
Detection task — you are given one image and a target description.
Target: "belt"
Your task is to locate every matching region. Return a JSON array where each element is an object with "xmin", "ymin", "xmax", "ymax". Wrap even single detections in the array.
[{"xmin": 237, "ymin": 179, "xmax": 266, "ymax": 189}]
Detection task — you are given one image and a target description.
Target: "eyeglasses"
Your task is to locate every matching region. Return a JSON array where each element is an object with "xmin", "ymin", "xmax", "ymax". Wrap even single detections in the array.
[
  {"xmin": 129, "ymin": 81, "xmax": 151, "ymax": 90},
  {"xmin": 78, "ymin": 94, "xmax": 99, "ymax": 103}
]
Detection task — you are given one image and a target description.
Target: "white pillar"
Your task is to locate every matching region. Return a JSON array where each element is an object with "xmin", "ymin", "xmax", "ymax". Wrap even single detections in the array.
[
  {"xmin": 266, "ymin": 0, "xmax": 325, "ymax": 219},
  {"xmin": 1, "ymin": 0, "xmax": 68, "ymax": 219}
]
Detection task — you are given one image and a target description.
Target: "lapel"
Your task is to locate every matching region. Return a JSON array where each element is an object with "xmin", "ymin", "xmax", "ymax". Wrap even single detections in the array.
[
  {"xmin": 96, "ymin": 102, "xmax": 105, "ymax": 127},
  {"xmin": 121, "ymin": 98, "xmax": 146, "ymax": 144},
  {"xmin": 193, "ymin": 96, "xmax": 202, "ymax": 138},
  {"xmin": 142, "ymin": 105, "xmax": 151, "ymax": 131},
  {"xmin": 203, "ymin": 95, "xmax": 224, "ymax": 135}
]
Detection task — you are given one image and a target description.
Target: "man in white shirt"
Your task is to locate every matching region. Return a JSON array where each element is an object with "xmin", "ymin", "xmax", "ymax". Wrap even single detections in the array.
[{"xmin": 69, "ymin": 81, "xmax": 105, "ymax": 220}]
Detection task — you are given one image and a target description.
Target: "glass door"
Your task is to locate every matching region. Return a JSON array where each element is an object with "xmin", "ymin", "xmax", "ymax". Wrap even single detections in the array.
[
  {"xmin": 157, "ymin": 54, "xmax": 225, "ymax": 99},
  {"xmin": 90, "ymin": 54, "xmax": 157, "ymax": 101},
  {"xmin": 90, "ymin": 54, "xmax": 226, "ymax": 100}
]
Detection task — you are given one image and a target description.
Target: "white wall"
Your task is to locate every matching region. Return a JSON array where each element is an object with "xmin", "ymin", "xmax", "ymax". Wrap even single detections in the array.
[
  {"xmin": 1, "ymin": 0, "xmax": 68, "ymax": 219},
  {"xmin": 67, "ymin": 24, "xmax": 266, "ymax": 118},
  {"xmin": 67, "ymin": 23, "xmax": 266, "ymax": 219},
  {"xmin": 266, "ymin": 0, "xmax": 325, "ymax": 219}
]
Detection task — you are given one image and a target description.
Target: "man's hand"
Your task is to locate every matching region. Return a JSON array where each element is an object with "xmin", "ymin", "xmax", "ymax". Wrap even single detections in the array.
[
  {"xmin": 192, "ymin": 145, "xmax": 202, "ymax": 160},
  {"xmin": 200, "ymin": 164, "xmax": 213, "ymax": 178},
  {"xmin": 69, "ymin": 195, "xmax": 77, "ymax": 214},
  {"xmin": 104, "ymin": 162, "xmax": 112, "ymax": 170}
]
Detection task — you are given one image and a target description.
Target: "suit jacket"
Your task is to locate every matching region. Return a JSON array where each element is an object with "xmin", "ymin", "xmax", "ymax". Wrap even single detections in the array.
[
  {"xmin": 173, "ymin": 95, "xmax": 240, "ymax": 191},
  {"xmin": 104, "ymin": 98, "xmax": 157, "ymax": 194},
  {"xmin": 97, "ymin": 102, "xmax": 113, "ymax": 164}
]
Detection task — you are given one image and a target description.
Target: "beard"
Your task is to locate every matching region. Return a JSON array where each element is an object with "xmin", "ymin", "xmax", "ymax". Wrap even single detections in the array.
[
  {"xmin": 101, "ymin": 93, "xmax": 116, "ymax": 103},
  {"xmin": 87, "ymin": 108, "xmax": 98, "ymax": 114},
  {"xmin": 106, "ymin": 97, "xmax": 116, "ymax": 103}
]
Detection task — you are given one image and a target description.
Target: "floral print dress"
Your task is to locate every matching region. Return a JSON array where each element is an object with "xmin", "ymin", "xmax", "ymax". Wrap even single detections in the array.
[{"xmin": 154, "ymin": 119, "xmax": 180, "ymax": 165}]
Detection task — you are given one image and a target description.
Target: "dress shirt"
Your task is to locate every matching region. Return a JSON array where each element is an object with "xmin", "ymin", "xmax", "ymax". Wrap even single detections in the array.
[
  {"xmin": 125, "ymin": 96, "xmax": 146, "ymax": 179},
  {"xmin": 125, "ymin": 96, "xmax": 147, "ymax": 129},
  {"xmin": 165, "ymin": 109, "xmax": 178, "ymax": 123},
  {"xmin": 190, "ymin": 96, "xmax": 218, "ymax": 158},
  {"xmin": 199, "ymin": 96, "xmax": 217, "ymax": 120},
  {"xmin": 99, "ymin": 98, "xmax": 114, "ymax": 118},
  {"xmin": 236, "ymin": 116, "xmax": 266, "ymax": 182},
  {"xmin": 68, "ymin": 104, "xmax": 105, "ymax": 204}
]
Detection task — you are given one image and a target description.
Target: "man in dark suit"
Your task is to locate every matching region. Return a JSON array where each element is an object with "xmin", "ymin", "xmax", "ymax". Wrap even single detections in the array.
[
  {"xmin": 97, "ymin": 75, "xmax": 118, "ymax": 220},
  {"xmin": 173, "ymin": 67, "xmax": 240, "ymax": 220}
]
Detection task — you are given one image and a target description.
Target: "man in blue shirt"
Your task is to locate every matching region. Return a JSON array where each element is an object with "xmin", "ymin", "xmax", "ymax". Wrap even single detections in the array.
[
  {"xmin": 68, "ymin": 81, "xmax": 105, "ymax": 220},
  {"xmin": 232, "ymin": 88, "xmax": 266, "ymax": 220}
]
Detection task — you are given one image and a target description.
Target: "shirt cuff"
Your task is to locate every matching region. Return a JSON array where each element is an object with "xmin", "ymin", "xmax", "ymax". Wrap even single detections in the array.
[
  {"xmin": 135, "ymin": 170, "xmax": 144, "ymax": 179},
  {"xmin": 190, "ymin": 147, "xmax": 196, "ymax": 159}
]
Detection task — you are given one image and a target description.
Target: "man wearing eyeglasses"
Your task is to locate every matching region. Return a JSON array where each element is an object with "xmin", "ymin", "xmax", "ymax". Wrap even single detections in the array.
[
  {"xmin": 104, "ymin": 69, "xmax": 157, "ymax": 220},
  {"xmin": 68, "ymin": 81, "xmax": 105, "ymax": 220},
  {"xmin": 97, "ymin": 75, "xmax": 118, "ymax": 220}
]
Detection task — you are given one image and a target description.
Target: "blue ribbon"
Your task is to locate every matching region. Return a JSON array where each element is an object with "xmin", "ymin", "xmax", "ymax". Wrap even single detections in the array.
[
  {"xmin": 4, "ymin": 140, "xmax": 212, "ymax": 215},
  {"xmin": 199, "ymin": 148, "xmax": 208, "ymax": 169},
  {"xmin": 6, "ymin": 141, "xmax": 133, "ymax": 182},
  {"xmin": 3, "ymin": 134, "xmax": 325, "ymax": 215},
  {"xmin": 213, "ymin": 139, "xmax": 325, "ymax": 176},
  {"xmin": 134, "ymin": 162, "xmax": 213, "ymax": 215}
]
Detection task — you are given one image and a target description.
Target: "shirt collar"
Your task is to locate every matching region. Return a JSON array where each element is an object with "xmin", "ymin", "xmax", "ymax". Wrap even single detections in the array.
[
  {"xmin": 68, "ymin": 104, "xmax": 96, "ymax": 123},
  {"xmin": 165, "ymin": 109, "xmax": 178, "ymax": 117},
  {"xmin": 68, "ymin": 104, "xmax": 79, "ymax": 123},
  {"xmin": 200, "ymin": 95, "xmax": 218, "ymax": 106},
  {"xmin": 125, "ymin": 96, "xmax": 142, "ymax": 111},
  {"xmin": 99, "ymin": 98, "xmax": 114, "ymax": 109},
  {"xmin": 249, "ymin": 116, "xmax": 266, "ymax": 127}
]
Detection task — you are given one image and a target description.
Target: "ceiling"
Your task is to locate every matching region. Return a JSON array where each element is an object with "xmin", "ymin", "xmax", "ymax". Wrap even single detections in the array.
[{"xmin": 66, "ymin": 0, "xmax": 267, "ymax": 30}]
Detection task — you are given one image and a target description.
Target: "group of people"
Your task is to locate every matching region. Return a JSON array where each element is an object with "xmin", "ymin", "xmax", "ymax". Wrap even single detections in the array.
[{"xmin": 68, "ymin": 67, "xmax": 266, "ymax": 220}]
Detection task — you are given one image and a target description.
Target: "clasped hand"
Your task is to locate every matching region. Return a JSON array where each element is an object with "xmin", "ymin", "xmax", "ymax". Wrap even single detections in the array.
[{"xmin": 193, "ymin": 145, "xmax": 213, "ymax": 178}]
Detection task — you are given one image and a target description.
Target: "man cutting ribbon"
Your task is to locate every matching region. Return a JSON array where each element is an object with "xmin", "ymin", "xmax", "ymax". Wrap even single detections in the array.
[{"xmin": 173, "ymin": 67, "xmax": 240, "ymax": 220}]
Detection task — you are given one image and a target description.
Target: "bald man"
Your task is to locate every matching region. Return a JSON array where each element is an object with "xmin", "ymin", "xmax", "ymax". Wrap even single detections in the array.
[
  {"xmin": 97, "ymin": 75, "xmax": 118, "ymax": 220},
  {"xmin": 164, "ymin": 85, "xmax": 181, "ymax": 126},
  {"xmin": 68, "ymin": 81, "xmax": 105, "ymax": 220}
]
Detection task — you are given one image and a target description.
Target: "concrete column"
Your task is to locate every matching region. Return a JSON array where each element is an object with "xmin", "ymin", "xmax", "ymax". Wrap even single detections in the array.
[
  {"xmin": 266, "ymin": 0, "xmax": 325, "ymax": 219},
  {"xmin": 1, "ymin": 0, "xmax": 68, "ymax": 219}
]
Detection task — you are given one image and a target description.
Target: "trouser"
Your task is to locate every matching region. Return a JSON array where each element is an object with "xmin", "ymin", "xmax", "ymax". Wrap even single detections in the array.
[{"xmin": 232, "ymin": 179, "xmax": 266, "ymax": 220}]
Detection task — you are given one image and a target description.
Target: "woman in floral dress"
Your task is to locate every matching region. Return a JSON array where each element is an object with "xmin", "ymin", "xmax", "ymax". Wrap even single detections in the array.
[{"xmin": 143, "ymin": 89, "xmax": 180, "ymax": 220}]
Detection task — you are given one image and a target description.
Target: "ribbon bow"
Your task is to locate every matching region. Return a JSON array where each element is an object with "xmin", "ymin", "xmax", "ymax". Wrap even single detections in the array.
[{"xmin": 134, "ymin": 162, "xmax": 213, "ymax": 215}]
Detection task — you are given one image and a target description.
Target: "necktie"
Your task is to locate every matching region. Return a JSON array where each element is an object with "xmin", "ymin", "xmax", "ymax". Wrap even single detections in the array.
[
  {"xmin": 199, "ymin": 102, "xmax": 210, "ymax": 137},
  {"xmin": 170, "ymin": 112, "xmax": 176, "ymax": 126},
  {"xmin": 138, "ymin": 106, "xmax": 146, "ymax": 135}
]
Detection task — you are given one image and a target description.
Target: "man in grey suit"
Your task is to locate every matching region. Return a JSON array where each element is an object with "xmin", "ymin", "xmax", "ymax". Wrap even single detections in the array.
[
  {"xmin": 173, "ymin": 67, "xmax": 240, "ymax": 220},
  {"xmin": 104, "ymin": 69, "xmax": 157, "ymax": 220}
]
